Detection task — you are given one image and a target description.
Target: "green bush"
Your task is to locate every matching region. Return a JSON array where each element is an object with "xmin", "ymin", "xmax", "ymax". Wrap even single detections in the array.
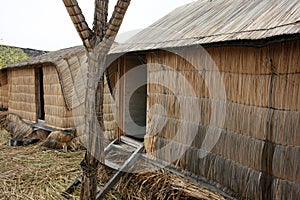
[{"xmin": 0, "ymin": 46, "xmax": 30, "ymax": 68}]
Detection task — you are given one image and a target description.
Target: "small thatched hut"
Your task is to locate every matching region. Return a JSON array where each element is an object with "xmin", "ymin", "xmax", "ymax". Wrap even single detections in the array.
[
  {"xmin": 0, "ymin": 46, "xmax": 116, "ymax": 138},
  {"xmin": 105, "ymin": 0, "xmax": 300, "ymax": 199}
]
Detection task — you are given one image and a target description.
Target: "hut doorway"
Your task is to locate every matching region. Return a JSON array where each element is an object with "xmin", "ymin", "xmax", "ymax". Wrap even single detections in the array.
[
  {"xmin": 119, "ymin": 55, "xmax": 147, "ymax": 140},
  {"xmin": 35, "ymin": 67, "xmax": 45, "ymax": 121}
]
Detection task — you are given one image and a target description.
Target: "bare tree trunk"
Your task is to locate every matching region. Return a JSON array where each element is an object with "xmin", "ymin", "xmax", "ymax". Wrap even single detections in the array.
[
  {"xmin": 80, "ymin": 54, "xmax": 105, "ymax": 200},
  {"xmin": 62, "ymin": 0, "xmax": 131, "ymax": 199}
]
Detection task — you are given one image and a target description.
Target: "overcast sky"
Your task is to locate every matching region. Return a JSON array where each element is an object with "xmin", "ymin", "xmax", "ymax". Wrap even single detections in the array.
[{"xmin": 0, "ymin": 0, "xmax": 195, "ymax": 51}]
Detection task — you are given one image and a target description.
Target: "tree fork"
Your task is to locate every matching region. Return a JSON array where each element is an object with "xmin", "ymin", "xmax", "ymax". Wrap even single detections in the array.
[{"xmin": 62, "ymin": 0, "xmax": 131, "ymax": 199}]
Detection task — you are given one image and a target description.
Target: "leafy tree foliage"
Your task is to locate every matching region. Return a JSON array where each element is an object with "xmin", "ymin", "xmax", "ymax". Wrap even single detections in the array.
[{"xmin": 0, "ymin": 46, "xmax": 30, "ymax": 68}]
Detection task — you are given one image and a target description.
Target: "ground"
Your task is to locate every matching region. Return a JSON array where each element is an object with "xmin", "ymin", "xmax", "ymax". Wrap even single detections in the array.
[
  {"xmin": 0, "ymin": 129, "xmax": 84, "ymax": 199},
  {"xmin": 0, "ymin": 129, "xmax": 225, "ymax": 200}
]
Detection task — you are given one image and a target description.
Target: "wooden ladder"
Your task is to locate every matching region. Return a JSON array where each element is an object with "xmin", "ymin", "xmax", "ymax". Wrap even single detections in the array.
[
  {"xmin": 96, "ymin": 136, "xmax": 144, "ymax": 199},
  {"xmin": 62, "ymin": 136, "xmax": 144, "ymax": 199}
]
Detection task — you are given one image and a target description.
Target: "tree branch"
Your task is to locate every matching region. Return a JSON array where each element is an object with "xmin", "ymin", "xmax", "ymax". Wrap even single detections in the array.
[
  {"xmin": 62, "ymin": 0, "xmax": 93, "ymax": 51},
  {"xmin": 96, "ymin": 0, "xmax": 131, "ymax": 54},
  {"xmin": 93, "ymin": 0, "xmax": 109, "ymax": 44}
]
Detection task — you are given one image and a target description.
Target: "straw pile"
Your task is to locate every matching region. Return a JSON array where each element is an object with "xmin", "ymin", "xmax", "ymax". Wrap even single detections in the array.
[
  {"xmin": 0, "ymin": 110, "xmax": 81, "ymax": 150},
  {"xmin": 96, "ymin": 162, "xmax": 225, "ymax": 200},
  {"xmin": 114, "ymin": 168, "xmax": 225, "ymax": 200},
  {"xmin": 41, "ymin": 130, "xmax": 74, "ymax": 151},
  {"xmin": 145, "ymin": 40, "xmax": 300, "ymax": 199}
]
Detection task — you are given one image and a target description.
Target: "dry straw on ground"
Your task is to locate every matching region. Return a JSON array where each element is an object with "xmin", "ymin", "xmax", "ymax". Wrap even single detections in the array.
[
  {"xmin": 0, "ymin": 128, "xmax": 225, "ymax": 200},
  {"xmin": 0, "ymin": 129, "xmax": 84, "ymax": 200}
]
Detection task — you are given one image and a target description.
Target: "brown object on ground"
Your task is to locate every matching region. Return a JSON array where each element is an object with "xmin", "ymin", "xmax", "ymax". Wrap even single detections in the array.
[
  {"xmin": 27, "ymin": 129, "xmax": 49, "ymax": 140},
  {"xmin": 5, "ymin": 113, "xmax": 33, "ymax": 139},
  {"xmin": 41, "ymin": 130, "xmax": 74, "ymax": 150}
]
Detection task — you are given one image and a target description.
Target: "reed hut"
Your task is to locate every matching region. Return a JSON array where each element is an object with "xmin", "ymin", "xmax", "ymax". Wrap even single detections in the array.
[
  {"xmin": 106, "ymin": 0, "xmax": 300, "ymax": 199},
  {"xmin": 1, "ymin": 46, "xmax": 116, "ymax": 138},
  {"xmin": 1, "ymin": 0, "xmax": 299, "ymax": 198}
]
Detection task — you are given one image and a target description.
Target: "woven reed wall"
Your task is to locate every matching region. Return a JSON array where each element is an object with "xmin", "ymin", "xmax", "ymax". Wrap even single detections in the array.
[
  {"xmin": 7, "ymin": 68, "xmax": 36, "ymax": 121},
  {"xmin": 43, "ymin": 64, "xmax": 75, "ymax": 128},
  {"xmin": 0, "ymin": 71, "xmax": 8, "ymax": 109},
  {"xmin": 145, "ymin": 40, "xmax": 300, "ymax": 199},
  {"xmin": 43, "ymin": 61, "xmax": 116, "ymax": 133},
  {"xmin": 103, "ymin": 73, "xmax": 117, "ymax": 139}
]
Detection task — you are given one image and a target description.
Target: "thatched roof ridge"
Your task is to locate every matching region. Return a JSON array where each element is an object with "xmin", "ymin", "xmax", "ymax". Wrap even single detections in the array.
[
  {"xmin": 4, "ymin": 46, "xmax": 85, "ymax": 69},
  {"xmin": 111, "ymin": 0, "xmax": 300, "ymax": 53},
  {"xmin": 5, "ymin": 0, "xmax": 300, "ymax": 69}
]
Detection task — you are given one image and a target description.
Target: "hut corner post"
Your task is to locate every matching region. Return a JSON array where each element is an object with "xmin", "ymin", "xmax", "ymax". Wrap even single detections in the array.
[{"xmin": 61, "ymin": 0, "xmax": 131, "ymax": 199}]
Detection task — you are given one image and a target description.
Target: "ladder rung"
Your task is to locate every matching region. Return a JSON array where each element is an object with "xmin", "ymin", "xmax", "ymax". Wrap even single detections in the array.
[
  {"xmin": 110, "ymin": 143, "xmax": 135, "ymax": 153},
  {"xmin": 103, "ymin": 160, "xmax": 121, "ymax": 170},
  {"xmin": 120, "ymin": 136, "xmax": 143, "ymax": 148}
]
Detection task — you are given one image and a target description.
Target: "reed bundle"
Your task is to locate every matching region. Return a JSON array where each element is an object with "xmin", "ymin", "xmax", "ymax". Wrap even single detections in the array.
[
  {"xmin": 273, "ymin": 74, "xmax": 300, "ymax": 110},
  {"xmin": 96, "ymin": 162, "xmax": 225, "ymax": 200},
  {"xmin": 5, "ymin": 113, "xmax": 33, "ymax": 139},
  {"xmin": 114, "ymin": 169, "xmax": 225, "ymax": 200},
  {"xmin": 41, "ymin": 130, "xmax": 74, "ymax": 150},
  {"xmin": 272, "ymin": 178, "xmax": 300, "ymax": 200},
  {"xmin": 272, "ymin": 145, "xmax": 300, "ymax": 182},
  {"xmin": 54, "ymin": 53, "xmax": 87, "ymax": 111}
]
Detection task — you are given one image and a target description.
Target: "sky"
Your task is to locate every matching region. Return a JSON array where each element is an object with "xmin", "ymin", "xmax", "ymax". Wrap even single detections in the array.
[{"xmin": 0, "ymin": 0, "xmax": 196, "ymax": 51}]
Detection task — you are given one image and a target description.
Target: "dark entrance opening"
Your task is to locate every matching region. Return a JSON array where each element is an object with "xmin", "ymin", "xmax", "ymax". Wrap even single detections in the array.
[
  {"xmin": 35, "ymin": 67, "xmax": 45, "ymax": 121},
  {"xmin": 119, "ymin": 55, "xmax": 147, "ymax": 140}
]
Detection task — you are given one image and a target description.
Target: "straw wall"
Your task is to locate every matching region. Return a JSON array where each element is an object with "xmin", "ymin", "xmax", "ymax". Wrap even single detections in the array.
[
  {"xmin": 0, "ymin": 70, "xmax": 8, "ymax": 109},
  {"xmin": 7, "ymin": 68, "xmax": 36, "ymax": 121},
  {"xmin": 43, "ymin": 62, "xmax": 116, "ymax": 134},
  {"xmin": 103, "ymin": 74, "xmax": 117, "ymax": 139},
  {"xmin": 43, "ymin": 64, "xmax": 74, "ymax": 128},
  {"xmin": 145, "ymin": 40, "xmax": 300, "ymax": 199}
]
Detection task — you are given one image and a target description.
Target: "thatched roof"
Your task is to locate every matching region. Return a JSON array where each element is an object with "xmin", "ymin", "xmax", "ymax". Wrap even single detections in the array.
[
  {"xmin": 111, "ymin": 0, "xmax": 300, "ymax": 53},
  {"xmin": 4, "ymin": 46, "xmax": 85, "ymax": 69},
  {"xmin": 2, "ymin": 0, "xmax": 299, "ymax": 110},
  {"xmin": 5, "ymin": 0, "xmax": 300, "ymax": 69},
  {"xmin": 1, "ymin": 46, "xmax": 86, "ymax": 110}
]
